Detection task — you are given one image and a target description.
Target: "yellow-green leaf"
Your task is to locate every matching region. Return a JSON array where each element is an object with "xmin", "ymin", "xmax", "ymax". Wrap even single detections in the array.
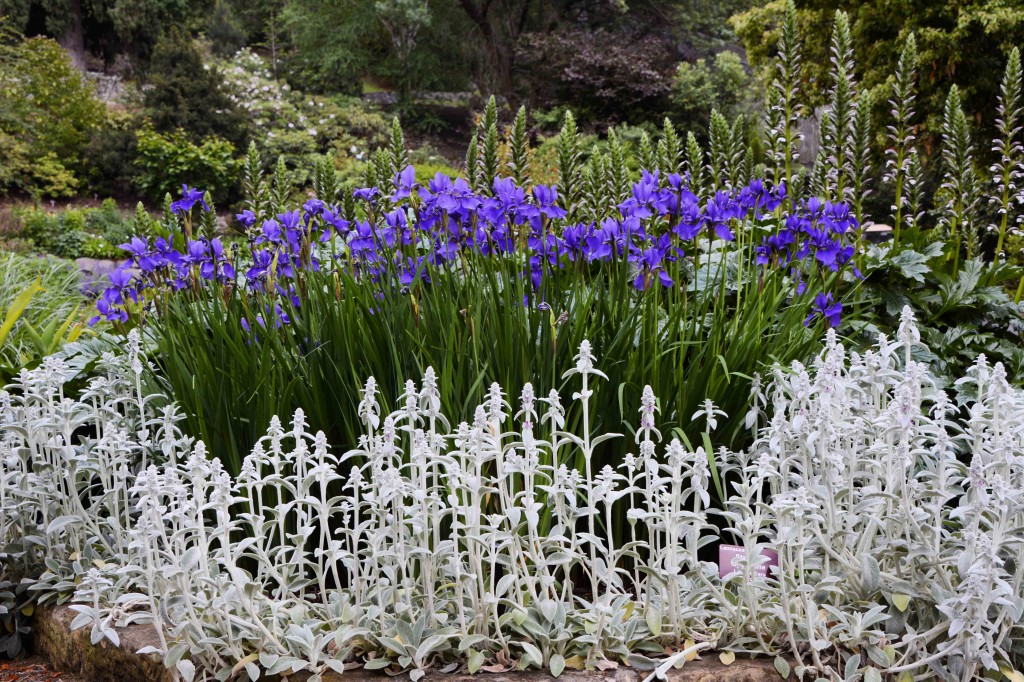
[{"xmin": 1001, "ymin": 666, "xmax": 1024, "ymax": 682}]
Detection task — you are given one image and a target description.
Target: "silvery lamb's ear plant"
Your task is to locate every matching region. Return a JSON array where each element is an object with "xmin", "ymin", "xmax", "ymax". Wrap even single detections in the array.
[{"xmin": 4, "ymin": 311, "xmax": 1024, "ymax": 681}]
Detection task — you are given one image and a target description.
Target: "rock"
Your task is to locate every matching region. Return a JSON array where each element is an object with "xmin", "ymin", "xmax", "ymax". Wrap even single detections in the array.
[
  {"xmin": 31, "ymin": 604, "xmax": 171, "ymax": 682},
  {"xmin": 74, "ymin": 258, "xmax": 134, "ymax": 295}
]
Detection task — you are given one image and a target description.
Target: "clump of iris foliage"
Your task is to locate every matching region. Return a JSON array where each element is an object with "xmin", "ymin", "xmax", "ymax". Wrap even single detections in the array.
[{"xmin": 94, "ymin": 154, "xmax": 860, "ymax": 493}]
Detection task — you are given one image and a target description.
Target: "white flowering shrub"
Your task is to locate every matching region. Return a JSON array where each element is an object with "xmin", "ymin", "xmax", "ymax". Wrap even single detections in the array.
[
  {"xmin": 2, "ymin": 310, "xmax": 1024, "ymax": 681},
  {"xmin": 218, "ymin": 48, "xmax": 389, "ymax": 185}
]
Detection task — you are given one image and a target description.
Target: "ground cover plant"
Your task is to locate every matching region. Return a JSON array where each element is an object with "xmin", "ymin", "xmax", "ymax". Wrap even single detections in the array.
[{"xmin": 3, "ymin": 313, "xmax": 1024, "ymax": 681}]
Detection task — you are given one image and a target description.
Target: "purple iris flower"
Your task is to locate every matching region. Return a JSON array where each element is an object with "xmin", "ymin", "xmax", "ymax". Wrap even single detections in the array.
[
  {"xmin": 260, "ymin": 220, "xmax": 283, "ymax": 245},
  {"xmin": 353, "ymin": 187, "xmax": 381, "ymax": 203},
  {"xmin": 531, "ymin": 184, "xmax": 567, "ymax": 220},
  {"xmin": 805, "ymin": 292, "xmax": 842, "ymax": 328},
  {"xmin": 170, "ymin": 185, "xmax": 209, "ymax": 215},
  {"xmin": 88, "ymin": 294, "xmax": 128, "ymax": 326},
  {"xmin": 322, "ymin": 208, "xmax": 350, "ymax": 238},
  {"xmin": 705, "ymin": 192, "xmax": 737, "ymax": 241},
  {"xmin": 391, "ymin": 165, "xmax": 417, "ymax": 201},
  {"xmin": 236, "ymin": 210, "xmax": 257, "ymax": 229},
  {"xmin": 303, "ymin": 199, "xmax": 325, "ymax": 219},
  {"xmin": 631, "ymin": 244, "xmax": 674, "ymax": 290}
]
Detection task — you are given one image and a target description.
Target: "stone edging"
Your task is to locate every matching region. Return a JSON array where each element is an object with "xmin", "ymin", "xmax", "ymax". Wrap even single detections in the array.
[{"xmin": 31, "ymin": 604, "xmax": 786, "ymax": 682}]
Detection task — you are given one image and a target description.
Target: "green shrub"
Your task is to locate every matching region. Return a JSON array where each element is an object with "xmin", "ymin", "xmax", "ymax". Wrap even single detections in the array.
[
  {"xmin": 143, "ymin": 27, "xmax": 249, "ymax": 149},
  {"xmin": 80, "ymin": 235, "xmax": 122, "ymax": 259},
  {"xmin": 0, "ymin": 31, "xmax": 106, "ymax": 198},
  {"xmin": 219, "ymin": 50, "xmax": 390, "ymax": 191},
  {"xmin": 16, "ymin": 202, "xmax": 140, "ymax": 260},
  {"xmin": 671, "ymin": 51, "xmax": 754, "ymax": 129},
  {"xmin": 85, "ymin": 198, "xmax": 133, "ymax": 245},
  {"xmin": 134, "ymin": 126, "xmax": 240, "ymax": 203},
  {"xmin": 82, "ymin": 111, "xmax": 142, "ymax": 199}
]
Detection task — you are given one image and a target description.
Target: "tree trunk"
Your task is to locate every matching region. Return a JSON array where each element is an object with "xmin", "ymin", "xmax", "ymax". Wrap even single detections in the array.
[
  {"xmin": 457, "ymin": 0, "xmax": 529, "ymax": 99},
  {"xmin": 57, "ymin": 0, "xmax": 87, "ymax": 71}
]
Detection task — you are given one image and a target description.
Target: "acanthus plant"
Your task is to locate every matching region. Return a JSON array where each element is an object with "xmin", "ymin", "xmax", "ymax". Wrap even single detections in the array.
[{"xmin": 5, "ymin": 309, "xmax": 1024, "ymax": 681}]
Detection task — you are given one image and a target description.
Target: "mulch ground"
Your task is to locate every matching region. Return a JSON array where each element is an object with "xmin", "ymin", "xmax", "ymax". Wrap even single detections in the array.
[{"xmin": 0, "ymin": 658, "xmax": 82, "ymax": 682}]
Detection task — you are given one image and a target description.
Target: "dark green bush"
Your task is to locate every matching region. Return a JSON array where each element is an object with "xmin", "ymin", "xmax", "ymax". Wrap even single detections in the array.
[
  {"xmin": 143, "ymin": 27, "xmax": 249, "ymax": 149},
  {"xmin": 82, "ymin": 112, "xmax": 142, "ymax": 199}
]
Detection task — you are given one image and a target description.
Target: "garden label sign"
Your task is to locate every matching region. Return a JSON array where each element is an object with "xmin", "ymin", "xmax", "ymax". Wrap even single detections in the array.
[{"xmin": 718, "ymin": 544, "xmax": 779, "ymax": 580}]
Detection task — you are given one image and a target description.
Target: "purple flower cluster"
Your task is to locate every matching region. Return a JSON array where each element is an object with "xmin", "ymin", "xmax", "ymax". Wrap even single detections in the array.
[
  {"xmin": 755, "ymin": 197, "xmax": 859, "ymax": 275},
  {"xmin": 94, "ymin": 168, "xmax": 859, "ymax": 329}
]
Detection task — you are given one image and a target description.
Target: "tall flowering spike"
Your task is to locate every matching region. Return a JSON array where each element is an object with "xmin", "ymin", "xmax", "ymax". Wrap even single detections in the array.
[
  {"xmin": 403, "ymin": 379, "xmax": 419, "ymax": 415},
  {"xmin": 659, "ymin": 118, "xmax": 682, "ymax": 176},
  {"xmin": 850, "ymin": 90, "xmax": 873, "ymax": 224},
  {"xmin": 773, "ymin": 0, "xmax": 804, "ymax": 197},
  {"xmin": 542, "ymin": 389, "xmax": 565, "ymax": 430},
  {"xmin": 507, "ymin": 105, "xmax": 531, "ymax": 188},
  {"xmin": 419, "ymin": 367, "xmax": 441, "ymax": 416},
  {"xmin": 991, "ymin": 47, "xmax": 1023, "ymax": 256},
  {"xmin": 708, "ymin": 110, "xmax": 744, "ymax": 190},
  {"xmin": 637, "ymin": 385, "xmax": 661, "ymax": 444},
  {"xmin": 459, "ymin": 130, "xmax": 479, "ymax": 195},
  {"xmin": 939, "ymin": 85, "xmax": 980, "ymax": 262},
  {"xmin": 358, "ymin": 377, "xmax": 380, "ymax": 431},
  {"xmin": 480, "ymin": 96, "xmax": 501, "ymax": 196},
  {"xmin": 763, "ymin": 87, "xmax": 786, "ymax": 185},
  {"xmin": 606, "ymin": 128, "xmax": 630, "ymax": 205},
  {"xmin": 820, "ymin": 9, "xmax": 858, "ymax": 202},
  {"xmin": 685, "ymin": 131, "xmax": 708, "ymax": 199},
  {"xmin": 557, "ymin": 110, "xmax": 582, "ymax": 217},
  {"xmin": 518, "ymin": 382, "xmax": 536, "ymax": 422},
  {"xmin": 389, "ymin": 116, "xmax": 408, "ymax": 179},
  {"xmin": 242, "ymin": 142, "xmax": 268, "ymax": 223},
  {"xmin": 487, "ymin": 382, "xmax": 506, "ymax": 424},
  {"xmin": 886, "ymin": 33, "xmax": 919, "ymax": 241}
]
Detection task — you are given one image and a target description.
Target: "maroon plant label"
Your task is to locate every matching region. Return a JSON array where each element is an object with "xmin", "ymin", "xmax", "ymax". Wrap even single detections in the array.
[{"xmin": 718, "ymin": 544, "xmax": 779, "ymax": 579}]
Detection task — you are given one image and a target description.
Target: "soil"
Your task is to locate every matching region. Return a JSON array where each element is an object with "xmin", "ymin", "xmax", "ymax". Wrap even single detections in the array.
[{"xmin": 0, "ymin": 658, "xmax": 82, "ymax": 682}]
